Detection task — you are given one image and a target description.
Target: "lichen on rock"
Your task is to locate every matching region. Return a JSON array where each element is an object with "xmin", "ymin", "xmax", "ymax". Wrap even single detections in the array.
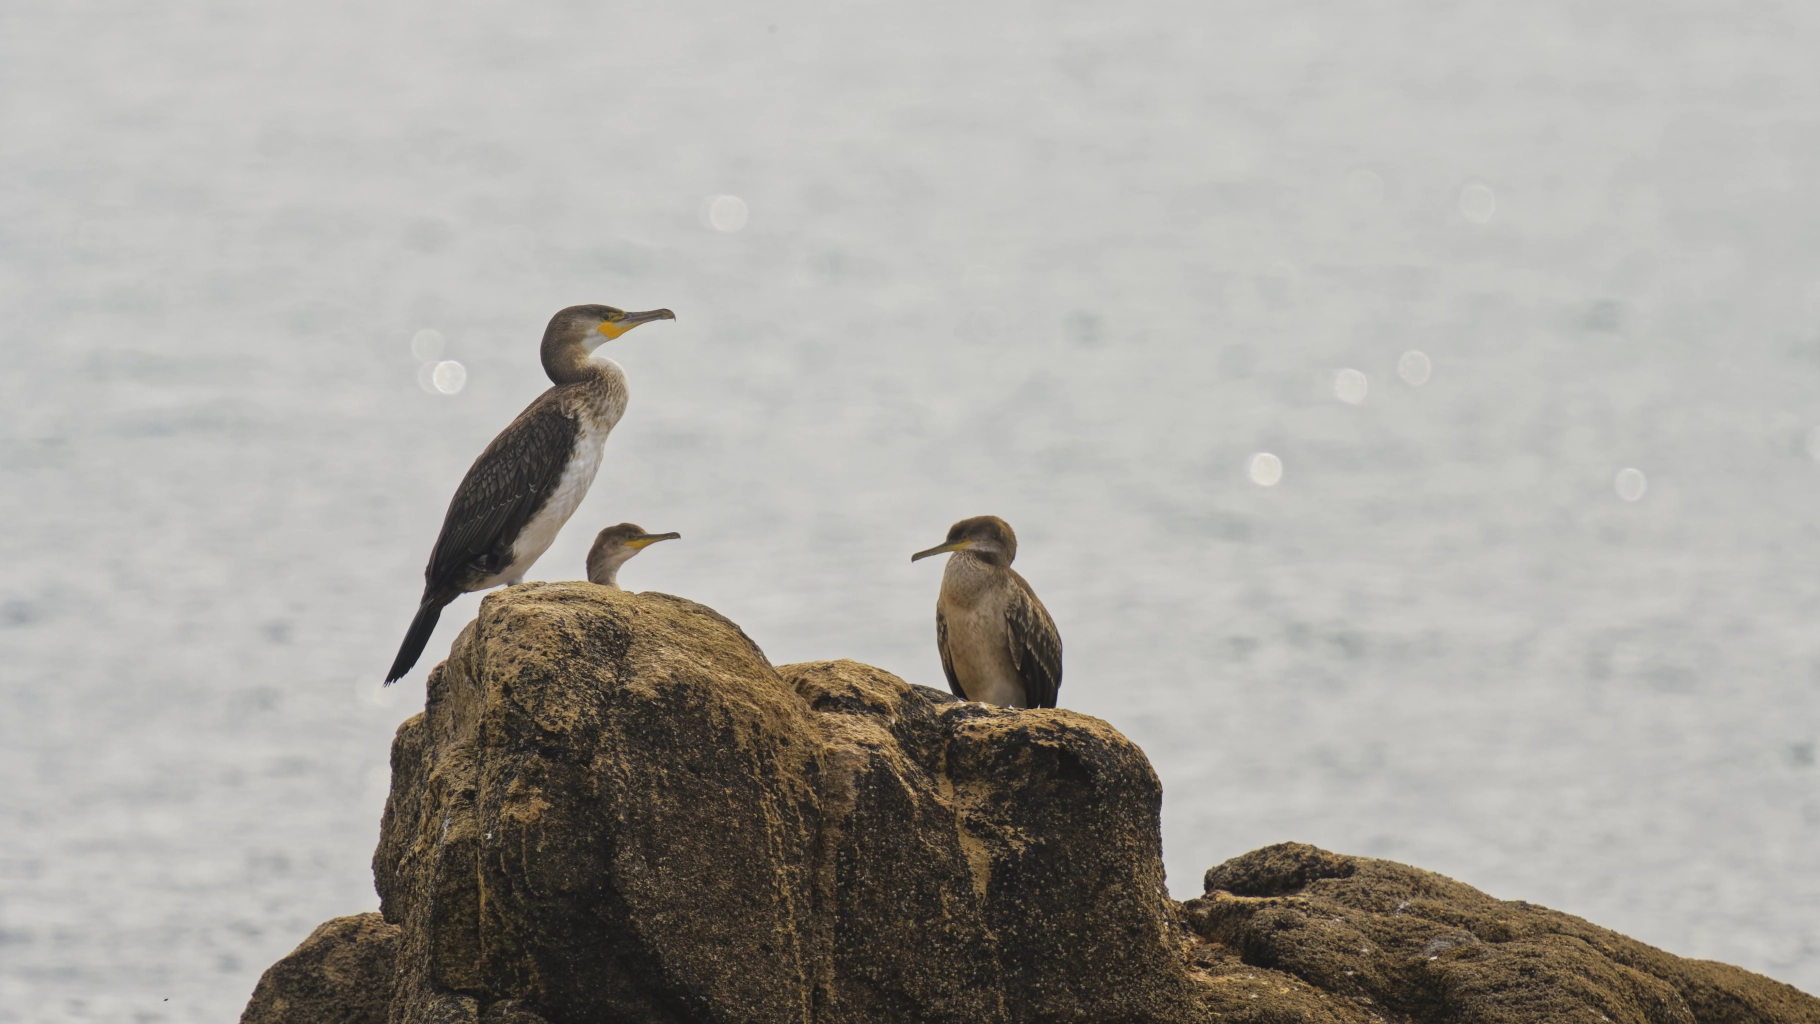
[
  {"xmin": 239, "ymin": 912, "xmax": 399, "ymax": 1024},
  {"xmin": 242, "ymin": 584, "xmax": 1820, "ymax": 1024},
  {"xmin": 1185, "ymin": 842, "xmax": 1820, "ymax": 1024},
  {"xmin": 783, "ymin": 658, "xmax": 1200, "ymax": 1023},
  {"xmin": 377, "ymin": 584, "xmax": 826, "ymax": 1024}
]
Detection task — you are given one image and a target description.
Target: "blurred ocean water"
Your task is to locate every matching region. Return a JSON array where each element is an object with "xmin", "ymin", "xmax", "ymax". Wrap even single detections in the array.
[{"xmin": 4, "ymin": 0, "xmax": 1820, "ymax": 1018}]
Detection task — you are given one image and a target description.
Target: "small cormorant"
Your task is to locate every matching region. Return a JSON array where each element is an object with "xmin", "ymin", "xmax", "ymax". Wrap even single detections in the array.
[
  {"xmin": 911, "ymin": 515, "xmax": 1062, "ymax": 708},
  {"xmin": 385, "ymin": 303, "xmax": 674, "ymax": 683},
  {"xmin": 586, "ymin": 523, "xmax": 680, "ymax": 588}
]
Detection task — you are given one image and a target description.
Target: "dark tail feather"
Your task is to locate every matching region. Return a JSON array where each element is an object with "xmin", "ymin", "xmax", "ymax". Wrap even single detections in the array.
[{"xmin": 386, "ymin": 595, "xmax": 450, "ymax": 684}]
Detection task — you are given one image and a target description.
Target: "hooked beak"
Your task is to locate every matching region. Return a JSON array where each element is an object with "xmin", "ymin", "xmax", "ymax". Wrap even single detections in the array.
[
  {"xmin": 910, "ymin": 539, "xmax": 970, "ymax": 563},
  {"xmin": 597, "ymin": 308, "xmax": 677, "ymax": 340},
  {"xmin": 626, "ymin": 531, "xmax": 681, "ymax": 550}
]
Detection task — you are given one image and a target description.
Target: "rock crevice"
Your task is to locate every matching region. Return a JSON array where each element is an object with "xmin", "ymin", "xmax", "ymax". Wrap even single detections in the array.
[{"xmin": 241, "ymin": 584, "xmax": 1820, "ymax": 1024}]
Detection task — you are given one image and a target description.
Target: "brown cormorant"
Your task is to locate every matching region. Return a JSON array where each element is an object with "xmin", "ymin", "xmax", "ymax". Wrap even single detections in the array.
[{"xmin": 911, "ymin": 515, "xmax": 1062, "ymax": 708}]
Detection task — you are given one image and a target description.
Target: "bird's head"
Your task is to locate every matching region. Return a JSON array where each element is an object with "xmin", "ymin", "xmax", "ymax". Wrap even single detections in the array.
[
  {"xmin": 586, "ymin": 523, "xmax": 680, "ymax": 588},
  {"xmin": 542, "ymin": 303, "xmax": 675, "ymax": 379},
  {"xmin": 911, "ymin": 515, "xmax": 1018, "ymax": 568}
]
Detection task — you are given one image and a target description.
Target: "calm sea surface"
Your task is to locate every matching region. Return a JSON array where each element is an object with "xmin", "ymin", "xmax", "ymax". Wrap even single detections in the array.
[{"xmin": 5, "ymin": 1, "xmax": 1820, "ymax": 1018}]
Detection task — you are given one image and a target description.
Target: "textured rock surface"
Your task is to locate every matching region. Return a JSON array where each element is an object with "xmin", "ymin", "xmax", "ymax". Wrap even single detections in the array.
[
  {"xmin": 1185, "ymin": 842, "xmax": 1820, "ymax": 1024},
  {"xmin": 369, "ymin": 582, "xmax": 1196, "ymax": 1024},
  {"xmin": 784, "ymin": 658, "xmax": 1199, "ymax": 1023},
  {"xmin": 238, "ymin": 912, "xmax": 399, "ymax": 1024},
  {"xmin": 376, "ymin": 584, "xmax": 824, "ymax": 1024},
  {"xmin": 241, "ymin": 585, "xmax": 1820, "ymax": 1024}
]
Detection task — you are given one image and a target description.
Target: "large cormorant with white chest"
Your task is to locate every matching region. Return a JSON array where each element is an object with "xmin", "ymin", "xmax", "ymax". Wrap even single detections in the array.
[{"xmin": 384, "ymin": 303, "xmax": 674, "ymax": 683}]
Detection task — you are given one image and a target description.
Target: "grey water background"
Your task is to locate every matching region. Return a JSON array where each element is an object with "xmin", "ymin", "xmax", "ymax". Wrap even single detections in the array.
[{"xmin": 5, "ymin": 0, "xmax": 1820, "ymax": 1018}]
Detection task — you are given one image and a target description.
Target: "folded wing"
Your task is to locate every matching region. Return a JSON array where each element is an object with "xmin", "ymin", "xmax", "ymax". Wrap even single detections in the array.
[
  {"xmin": 425, "ymin": 397, "xmax": 580, "ymax": 594},
  {"xmin": 936, "ymin": 608, "xmax": 964, "ymax": 699},
  {"xmin": 1005, "ymin": 571, "xmax": 1062, "ymax": 709}
]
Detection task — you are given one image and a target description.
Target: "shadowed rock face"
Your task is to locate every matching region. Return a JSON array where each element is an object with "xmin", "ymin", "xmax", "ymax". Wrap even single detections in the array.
[
  {"xmin": 786, "ymin": 658, "xmax": 1198, "ymax": 1023},
  {"xmin": 240, "ymin": 585, "xmax": 1820, "ymax": 1024},
  {"xmin": 364, "ymin": 582, "xmax": 1196, "ymax": 1024},
  {"xmin": 375, "ymin": 585, "xmax": 826, "ymax": 1024},
  {"xmin": 1184, "ymin": 843, "xmax": 1820, "ymax": 1024},
  {"xmin": 238, "ymin": 913, "xmax": 399, "ymax": 1024}
]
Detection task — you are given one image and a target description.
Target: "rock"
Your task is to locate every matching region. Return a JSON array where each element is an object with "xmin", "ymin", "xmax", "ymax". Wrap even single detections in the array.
[
  {"xmin": 1184, "ymin": 842, "xmax": 1820, "ymax": 1024},
  {"xmin": 241, "ymin": 585, "xmax": 1820, "ymax": 1024},
  {"xmin": 785, "ymin": 658, "xmax": 1200, "ymax": 1023},
  {"xmin": 238, "ymin": 912, "xmax": 399, "ymax": 1024},
  {"xmin": 372, "ymin": 582, "xmax": 1197, "ymax": 1024},
  {"xmin": 376, "ymin": 584, "xmax": 825, "ymax": 1024}
]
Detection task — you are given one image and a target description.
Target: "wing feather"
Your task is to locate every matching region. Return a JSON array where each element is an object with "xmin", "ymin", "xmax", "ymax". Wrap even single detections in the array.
[
  {"xmin": 936, "ymin": 608, "xmax": 964, "ymax": 699},
  {"xmin": 1005, "ymin": 571, "xmax": 1063, "ymax": 709},
  {"xmin": 423, "ymin": 393, "xmax": 579, "ymax": 594}
]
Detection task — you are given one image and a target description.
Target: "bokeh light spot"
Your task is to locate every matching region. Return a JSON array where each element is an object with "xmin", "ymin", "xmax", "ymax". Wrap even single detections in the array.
[
  {"xmin": 1398, "ymin": 350, "xmax": 1432, "ymax": 386},
  {"xmin": 1334, "ymin": 368, "xmax": 1369, "ymax": 404},
  {"xmin": 702, "ymin": 194, "xmax": 749, "ymax": 233},
  {"xmin": 1249, "ymin": 452, "xmax": 1283, "ymax": 487},
  {"xmin": 431, "ymin": 360, "xmax": 467, "ymax": 395},
  {"xmin": 1615, "ymin": 467, "xmax": 1647, "ymax": 502}
]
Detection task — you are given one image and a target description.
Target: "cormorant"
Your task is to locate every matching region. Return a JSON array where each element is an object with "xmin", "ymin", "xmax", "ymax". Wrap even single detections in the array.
[
  {"xmin": 586, "ymin": 523, "xmax": 680, "ymax": 588},
  {"xmin": 384, "ymin": 303, "xmax": 674, "ymax": 682},
  {"xmin": 911, "ymin": 515, "xmax": 1062, "ymax": 708}
]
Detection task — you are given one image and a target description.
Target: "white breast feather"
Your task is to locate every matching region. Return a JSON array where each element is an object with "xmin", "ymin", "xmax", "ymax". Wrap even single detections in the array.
[
  {"xmin": 483, "ymin": 358, "xmax": 627, "ymax": 588},
  {"xmin": 506, "ymin": 420, "xmax": 606, "ymax": 572}
]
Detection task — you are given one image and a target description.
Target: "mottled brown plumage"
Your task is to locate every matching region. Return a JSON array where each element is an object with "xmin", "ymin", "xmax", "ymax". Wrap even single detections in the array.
[
  {"xmin": 385, "ymin": 303, "xmax": 674, "ymax": 683},
  {"xmin": 913, "ymin": 515, "xmax": 1062, "ymax": 709}
]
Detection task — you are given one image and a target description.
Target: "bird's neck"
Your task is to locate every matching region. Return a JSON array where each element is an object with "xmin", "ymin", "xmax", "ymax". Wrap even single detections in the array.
[
  {"xmin": 941, "ymin": 552, "xmax": 1001, "ymax": 603},
  {"xmin": 542, "ymin": 342, "xmax": 608, "ymax": 385},
  {"xmin": 587, "ymin": 551, "xmax": 631, "ymax": 588},
  {"xmin": 540, "ymin": 355, "xmax": 630, "ymax": 437}
]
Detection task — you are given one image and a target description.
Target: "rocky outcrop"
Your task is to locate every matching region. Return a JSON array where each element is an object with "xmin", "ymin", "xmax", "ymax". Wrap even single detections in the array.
[
  {"xmin": 366, "ymin": 582, "xmax": 1195, "ymax": 1024},
  {"xmin": 239, "ymin": 913, "xmax": 399, "ymax": 1024},
  {"xmin": 788, "ymin": 658, "xmax": 1198, "ymax": 1023},
  {"xmin": 1184, "ymin": 843, "xmax": 1820, "ymax": 1024},
  {"xmin": 373, "ymin": 584, "xmax": 825, "ymax": 1024},
  {"xmin": 240, "ymin": 584, "xmax": 1820, "ymax": 1024}
]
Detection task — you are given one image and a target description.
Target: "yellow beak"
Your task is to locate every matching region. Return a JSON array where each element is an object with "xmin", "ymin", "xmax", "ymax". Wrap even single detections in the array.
[
  {"xmin": 626, "ymin": 531, "xmax": 681, "ymax": 550},
  {"xmin": 597, "ymin": 308, "xmax": 677, "ymax": 340},
  {"xmin": 910, "ymin": 539, "xmax": 970, "ymax": 563}
]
